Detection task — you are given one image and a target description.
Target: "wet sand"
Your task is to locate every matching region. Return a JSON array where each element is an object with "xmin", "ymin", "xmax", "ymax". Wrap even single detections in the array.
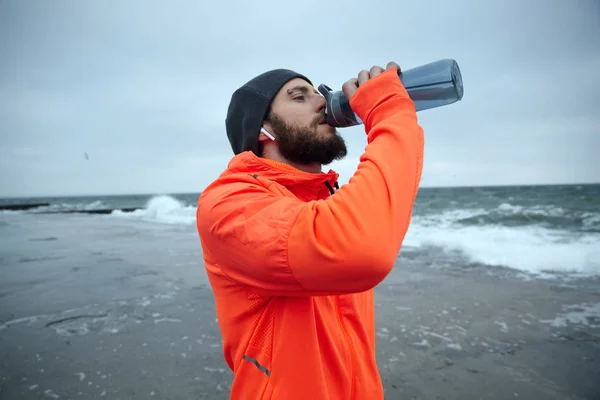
[{"xmin": 1, "ymin": 214, "xmax": 599, "ymax": 399}]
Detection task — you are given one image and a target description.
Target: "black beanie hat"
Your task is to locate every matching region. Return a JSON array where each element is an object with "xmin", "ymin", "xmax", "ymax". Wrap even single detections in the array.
[{"xmin": 225, "ymin": 68, "xmax": 312, "ymax": 155}]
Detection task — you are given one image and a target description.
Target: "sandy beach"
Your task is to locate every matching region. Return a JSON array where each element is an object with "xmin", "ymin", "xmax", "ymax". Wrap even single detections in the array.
[{"xmin": 1, "ymin": 212, "xmax": 599, "ymax": 399}]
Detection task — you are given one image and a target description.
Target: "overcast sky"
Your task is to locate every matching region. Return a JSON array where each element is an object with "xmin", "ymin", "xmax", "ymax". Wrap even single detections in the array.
[{"xmin": 1, "ymin": 0, "xmax": 599, "ymax": 197}]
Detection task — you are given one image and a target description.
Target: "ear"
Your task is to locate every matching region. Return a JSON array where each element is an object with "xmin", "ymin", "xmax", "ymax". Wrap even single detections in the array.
[
  {"xmin": 258, "ymin": 131, "xmax": 270, "ymax": 143},
  {"xmin": 258, "ymin": 123, "xmax": 275, "ymax": 142}
]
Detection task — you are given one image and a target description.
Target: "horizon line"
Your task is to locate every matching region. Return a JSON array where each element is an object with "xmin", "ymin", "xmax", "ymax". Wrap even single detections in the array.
[{"xmin": 1, "ymin": 181, "xmax": 598, "ymax": 199}]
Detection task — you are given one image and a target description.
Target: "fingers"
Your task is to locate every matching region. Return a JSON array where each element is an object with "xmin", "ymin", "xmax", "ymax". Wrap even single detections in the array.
[
  {"xmin": 344, "ymin": 61, "xmax": 401, "ymax": 100},
  {"xmin": 358, "ymin": 69, "xmax": 370, "ymax": 86},
  {"xmin": 386, "ymin": 61, "xmax": 401, "ymax": 72},
  {"xmin": 345, "ymin": 77, "xmax": 359, "ymax": 87},
  {"xmin": 342, "ymin": 77, "xmax": 359, "ymax": 101},
  {"xmin": 358, "ymin": 66, "xmax": 384, "ymax": 86},
  {"xmin": 370, "ymin": 65, "xmax": 384, "ymax": 78},
  {"xmin": 358, "ymin": 62, "xmax": 398, "ymax": 86}
]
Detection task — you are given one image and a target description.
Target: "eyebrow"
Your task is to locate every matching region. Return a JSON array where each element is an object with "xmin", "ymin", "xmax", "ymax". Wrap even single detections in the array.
[{"xmin": 287, "ymin": 85, "xmax": 320, "ymax": 96}]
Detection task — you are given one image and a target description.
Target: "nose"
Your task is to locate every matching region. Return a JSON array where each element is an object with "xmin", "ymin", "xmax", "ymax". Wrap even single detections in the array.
[{"xmin": 316, "ymin": 95, "xmax": 326, "ymax": 114}]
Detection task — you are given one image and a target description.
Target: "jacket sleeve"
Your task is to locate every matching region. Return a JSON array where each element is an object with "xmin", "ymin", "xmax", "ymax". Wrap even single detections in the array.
[{"xmin": 196, "ymin": 68, "xmax": 424, "ymax": 296}]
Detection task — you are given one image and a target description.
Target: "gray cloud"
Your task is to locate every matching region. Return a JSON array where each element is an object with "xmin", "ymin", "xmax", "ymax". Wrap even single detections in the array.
[{"xmin": 1, "ymin": 0, "xmax": 599, "ymax": 196}]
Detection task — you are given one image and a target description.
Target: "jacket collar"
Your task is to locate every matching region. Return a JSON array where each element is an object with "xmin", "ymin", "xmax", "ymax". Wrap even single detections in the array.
[{"xmin": 227, "ymin": 151, "xmax": 340, "ymax": 193}]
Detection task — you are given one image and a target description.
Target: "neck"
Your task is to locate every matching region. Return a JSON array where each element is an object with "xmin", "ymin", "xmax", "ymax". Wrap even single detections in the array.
[{"xmin": 260, "ymin": 143, "xmax": 322, "ymax": 174}]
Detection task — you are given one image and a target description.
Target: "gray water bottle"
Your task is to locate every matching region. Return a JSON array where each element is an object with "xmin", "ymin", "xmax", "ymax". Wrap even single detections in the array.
[{"xmin": 317, "ymin": 58, "xmax": 464, "ymax": 128}]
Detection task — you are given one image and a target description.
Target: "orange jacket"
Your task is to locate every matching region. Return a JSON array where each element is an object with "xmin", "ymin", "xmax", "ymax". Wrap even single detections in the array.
[{"xmin": 196, "ymin": 68, "xmax": 424, "ymax": 399}]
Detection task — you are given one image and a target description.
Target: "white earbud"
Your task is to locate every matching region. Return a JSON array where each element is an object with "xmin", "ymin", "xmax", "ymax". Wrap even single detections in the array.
[{"xmin": 260, "ymin": 127, "xmax": 276, "ymax": 141}]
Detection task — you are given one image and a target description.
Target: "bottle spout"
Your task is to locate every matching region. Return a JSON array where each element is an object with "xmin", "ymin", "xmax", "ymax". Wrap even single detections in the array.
[{"xmin": 317, "ymin": 83, "xmax": 362, "ymax": 128}]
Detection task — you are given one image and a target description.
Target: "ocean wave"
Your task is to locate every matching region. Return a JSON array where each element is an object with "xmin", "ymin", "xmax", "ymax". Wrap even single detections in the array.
[
  {"xmin": 0, "ymin": 200, "xmax": 107, "ymax": 214},
  {"xmin": 417, "ymin": 202, "xmax": 599, "ymax": 233},
  {"xmin": 109, "ymin": 195, "xmax": 196, "ymax": 225},
  {"xmin": 404, "ymin": 216, "xmax": 600, "ymax": 278},
  {"xmin": 111, "ymin": 195, "xmax": 600, "ymax": 277}
]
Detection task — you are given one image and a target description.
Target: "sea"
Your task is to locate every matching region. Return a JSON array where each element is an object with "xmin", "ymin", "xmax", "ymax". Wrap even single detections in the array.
[{"xmin": 1, "ymin": 183, "xmax": 599, "ymax": 281}]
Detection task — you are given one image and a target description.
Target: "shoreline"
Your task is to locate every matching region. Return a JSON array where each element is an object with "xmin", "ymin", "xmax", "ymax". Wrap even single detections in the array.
[
  {"xmin": 2, "ymin": 264, "xmax": 599, "ymax": 399},
  {"xmin": 1, "ymin": 214, "xmax": 599, "ymax": 399}
]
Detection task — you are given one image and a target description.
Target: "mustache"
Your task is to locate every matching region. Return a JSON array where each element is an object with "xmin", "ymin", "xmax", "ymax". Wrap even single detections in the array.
[{"xmin": 311, "ymin": 113, "xmax": 327, "ymax": 127}]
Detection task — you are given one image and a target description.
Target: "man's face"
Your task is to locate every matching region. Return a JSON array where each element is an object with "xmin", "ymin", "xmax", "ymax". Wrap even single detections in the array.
[{"xmin": 264, "ymin": 78, "xmax": 347, "ymax": 165}]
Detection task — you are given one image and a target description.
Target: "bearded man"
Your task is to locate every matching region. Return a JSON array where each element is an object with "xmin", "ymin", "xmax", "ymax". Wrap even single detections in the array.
[{"xmin": 196, "ymin": 62, "xmax": 424, "ymax": 399}]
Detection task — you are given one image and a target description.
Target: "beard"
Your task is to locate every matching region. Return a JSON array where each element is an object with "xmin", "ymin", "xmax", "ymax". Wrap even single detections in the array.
[{"xmin": 267, "ymin": 112, "xmax": 348, "ymax": 166}]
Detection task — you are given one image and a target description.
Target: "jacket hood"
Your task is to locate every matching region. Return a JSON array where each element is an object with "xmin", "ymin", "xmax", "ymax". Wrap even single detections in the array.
[{"xmin": 226, "ymin": 151, "xmax": 340, "ymax": 195}]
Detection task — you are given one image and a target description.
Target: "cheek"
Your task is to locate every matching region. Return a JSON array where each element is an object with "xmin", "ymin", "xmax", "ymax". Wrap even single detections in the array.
[{"xmin": 276, "ymin": 105, "xmax": 312, "ymax": 125}]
